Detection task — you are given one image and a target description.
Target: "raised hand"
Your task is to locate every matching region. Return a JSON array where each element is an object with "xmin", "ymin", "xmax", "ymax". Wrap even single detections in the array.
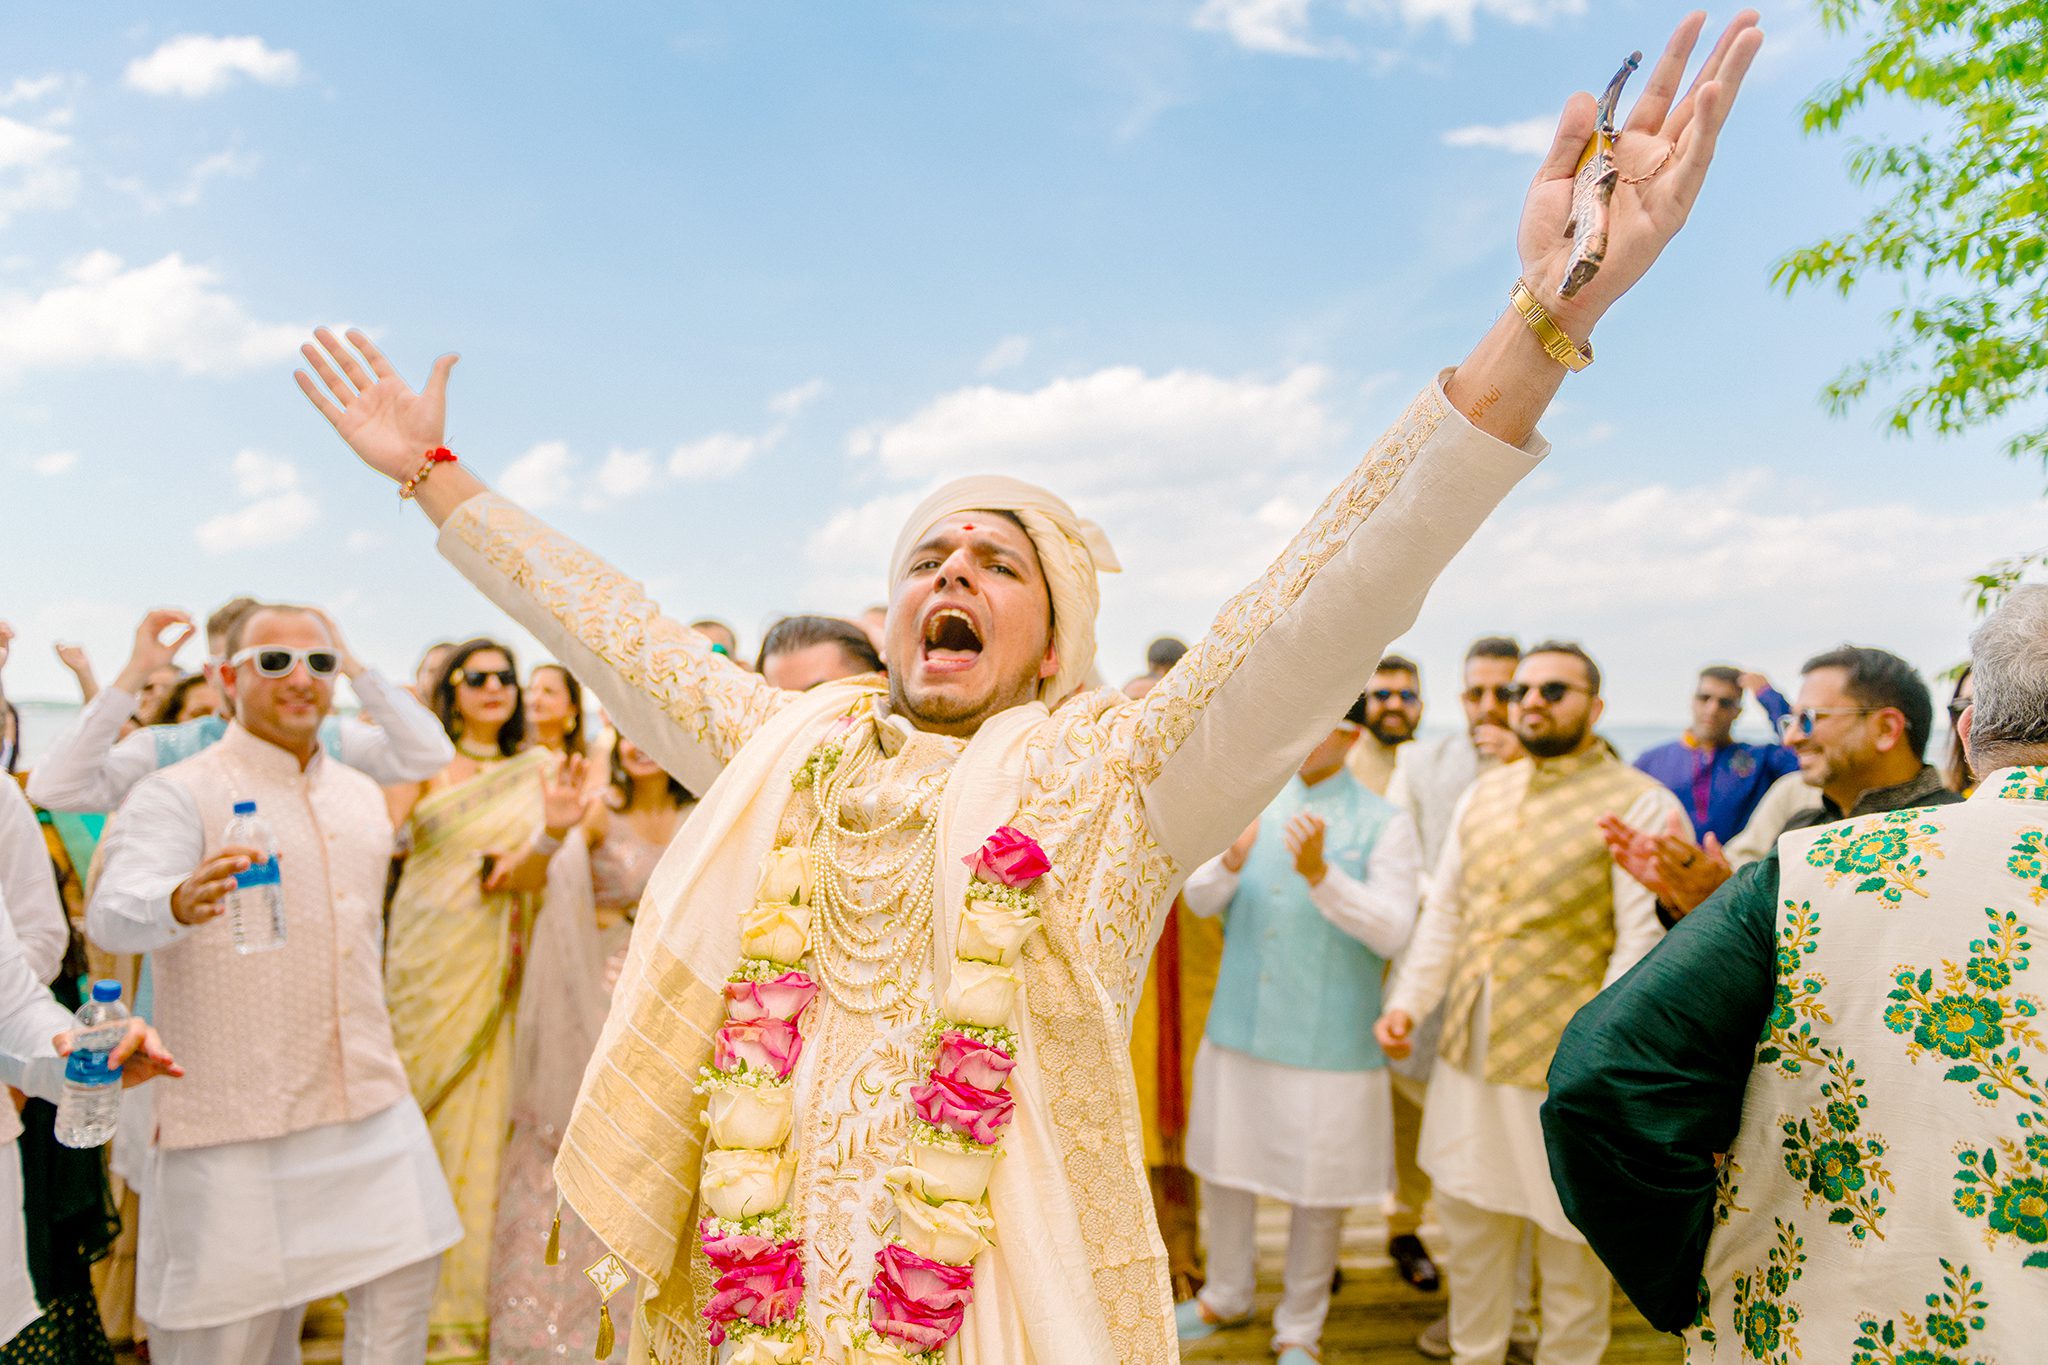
[
  {"xmin": 542, "ymin": 753, "xmax": 594, "ymax": 835},
  {"xmin": 1651, "ymin": 829, "xmax": 1733, "ymax": 915},
  {"xmin": 1519, "ymin": 10, "xmax": 1763, "ymax": 336},
  {"xmin": 113, "ymin": 609, "xmax": 195, "ymax": 695},
  {"xmin": 306, "ymin": 607, "xmax": 364, "ymax": 680},
  {"xmin": 295, "ymin": 328, "xmax": 459, "ymax": 483},
  {"xmin": 1599, "ymin": 810, "xmax": 1677, "ymax": 900}
]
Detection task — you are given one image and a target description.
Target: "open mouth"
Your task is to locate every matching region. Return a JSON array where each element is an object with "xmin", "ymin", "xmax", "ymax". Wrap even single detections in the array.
[{"xmin": 920, "ymin": 605, "xmax": 984, "ymax": 674}]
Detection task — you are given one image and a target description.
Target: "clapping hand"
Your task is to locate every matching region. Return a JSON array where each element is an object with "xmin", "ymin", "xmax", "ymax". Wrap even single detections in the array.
[
  {"xmin": 1519, "ymin": 10, "xmax": 1763, "ymax": 337},
  {"xmin": 1221, "ymin": 820, "xmax": 1259, "ymax": 873},
  {"xmin": 543, "ymin": 753, "xmax": 594, "ymax": 834},
  {"xmin": 1284, "ymin": 813, "xmax": 1329, "ymax": 886},
  {"xmin": 1599, "ymin": 810, "xmax": 1732, "ymax": 917}
]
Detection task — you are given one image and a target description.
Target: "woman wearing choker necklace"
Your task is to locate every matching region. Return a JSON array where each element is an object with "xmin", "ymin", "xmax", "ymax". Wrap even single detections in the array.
[{"xmin": 385, "ymin": 636, "xmax": 551, "ymax": 1362}]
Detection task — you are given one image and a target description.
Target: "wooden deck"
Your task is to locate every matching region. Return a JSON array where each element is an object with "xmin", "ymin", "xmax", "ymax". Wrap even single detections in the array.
[
  {"xmin": 1179, "ymin": 1197, "xmax": 1681, "ymax": 1364},
  {"xmin": 122, "ymin": 1200, "xmax": 1680, "ymax": 1362}
]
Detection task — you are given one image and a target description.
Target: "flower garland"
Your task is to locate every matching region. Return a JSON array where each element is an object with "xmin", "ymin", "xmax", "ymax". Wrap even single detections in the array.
[{"xmin": 695, "ymin": 787, "xmax": 1051, "ymax": 1365}]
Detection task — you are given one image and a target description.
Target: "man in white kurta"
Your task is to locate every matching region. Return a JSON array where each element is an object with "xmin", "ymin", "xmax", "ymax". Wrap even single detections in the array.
[
  {"xmin": 1379, "ymin": 644, "xmax": 1680, "ymax": 1365},
  {"xmin": 290, "ymin": 19, "xmax": 1764, "ymax": 1356},
  {"xmin": 87, "ymin": 607, "xmax": 460, "ymax": 1365},
  {"xmin": 0, "ymin": 779, "xmax": 65, "ymax": 986}
]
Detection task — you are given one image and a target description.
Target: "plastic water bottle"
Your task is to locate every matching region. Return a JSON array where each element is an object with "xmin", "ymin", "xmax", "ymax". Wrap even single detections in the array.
[
  {"xmin": 55, "ymin": 980, "xmax": 128, "ymax": 1148},
  {"xmin": 224, "ymin": 799, "xmax": 287, "ymax": 954}
]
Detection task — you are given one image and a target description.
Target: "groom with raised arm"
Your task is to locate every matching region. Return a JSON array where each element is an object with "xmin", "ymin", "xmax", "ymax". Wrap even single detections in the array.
[{"xmin": 296, "ymin": 14, "xmax": 1759, "ymax": 1362}]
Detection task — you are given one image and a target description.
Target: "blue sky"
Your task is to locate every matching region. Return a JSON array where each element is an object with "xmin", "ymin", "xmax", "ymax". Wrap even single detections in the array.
[{"xmin": 1, "ymin": 1, "xmax": 2039, "ymax": 730}]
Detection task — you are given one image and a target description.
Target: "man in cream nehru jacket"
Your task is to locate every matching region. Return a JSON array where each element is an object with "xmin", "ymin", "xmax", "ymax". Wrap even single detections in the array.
[{"xmin": 89, "ymin": 606, "xmax": 460, "ymax": 1365}]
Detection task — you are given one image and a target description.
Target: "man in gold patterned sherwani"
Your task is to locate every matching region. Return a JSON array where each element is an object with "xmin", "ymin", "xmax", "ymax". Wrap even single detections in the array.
[
  {"xmin": 293, "ymin": 15, "xmax": 1762, "ymax": 1361},
  {"xmin": 1376, "ymin": 643, "xmax": 1683, "ymax": 1365}
]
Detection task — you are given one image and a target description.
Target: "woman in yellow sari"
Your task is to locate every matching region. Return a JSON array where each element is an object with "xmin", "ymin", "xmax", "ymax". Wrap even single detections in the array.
[{"xmin": 386, "ymin": 638, "xmax": 550, "ymax": 1363}]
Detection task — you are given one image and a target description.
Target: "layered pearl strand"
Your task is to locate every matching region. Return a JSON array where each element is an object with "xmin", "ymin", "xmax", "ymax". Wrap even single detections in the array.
[{"xmin": 803, "ymin": 721, "xmax": 951, "ymax": 1016}]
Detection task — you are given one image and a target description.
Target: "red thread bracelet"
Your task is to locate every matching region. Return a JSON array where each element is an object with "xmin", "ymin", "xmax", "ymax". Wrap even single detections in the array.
[{"xmin": 398, "ymin": 447, "xmax": 458, "ymax": 501}]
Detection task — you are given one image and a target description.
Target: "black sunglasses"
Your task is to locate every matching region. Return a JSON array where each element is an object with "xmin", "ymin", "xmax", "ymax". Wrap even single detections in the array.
[
  {"xmin": 1507, "ymin": 680, "xmax": 1587, "ymax": 705},
  {"xmin": 1947, "ymin": 697, "xmax": 1972, "ymax": 721},
  {"xmin": 1694, "ymin": 692, "xmax": 1741, "ymax": 710},
  {"xmin": 1371, "ymin": 688, "xmax": 1420, "ymax": 704},
  {"xmin": 1463, "ymin": 684, "xmax": 1516, "ymax": 705},
  {"xmin": 460, "ymin": 668, "xmax": 518, "ymax": 689}
]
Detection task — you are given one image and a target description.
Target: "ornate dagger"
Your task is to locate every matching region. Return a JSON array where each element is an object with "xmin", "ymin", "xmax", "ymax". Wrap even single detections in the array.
[{"xmin": 1558, "ymin": 50, "xmax": 1642, "ymax": 301}]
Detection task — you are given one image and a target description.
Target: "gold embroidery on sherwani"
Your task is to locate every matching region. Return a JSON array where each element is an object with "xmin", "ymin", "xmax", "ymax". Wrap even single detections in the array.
[{"xmin": 450, "ymin": 377, "xmax": 1481, "ymax": 1365}]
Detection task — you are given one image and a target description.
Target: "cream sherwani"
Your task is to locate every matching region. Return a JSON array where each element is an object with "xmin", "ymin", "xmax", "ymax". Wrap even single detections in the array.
[{"xmin": 436, "ymin": 378, "xmax": 1545, "ymax": 1363}]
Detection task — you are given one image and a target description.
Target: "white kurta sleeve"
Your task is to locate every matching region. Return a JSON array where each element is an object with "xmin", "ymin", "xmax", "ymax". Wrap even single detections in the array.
[
  {"xmin": 1385, "ymin": 789, "xmax": 1473, "ymax": 1020},
  {"xmin": 1305, "ymin": 809, "xmax": 1419, "ymax": 958},
  {"xmin": 86, "ymin": 776, "xmax": 206, "ymax": 956},
  {"xmin": 23, "ymin": 685, "xmax": 157, "ymax": 814},
  {"xmin": 0, "ymin": 888, "xmax": 75, "ymax": 1107},
  {"xmin": 1604, "ymin": 785, "xmax": 1681, "ymax": 987},
  {"xmin": 329, "ymin": 669, "xmax": 456, "ymax": 786},
  {"xmin": 1127, "ymin": 378, "xmax": 1547, "ymax": 876},
  {"xmin": 1724, "ymin": 771, "xmax": 1820, "ymax": 868},
  {"xmin": 436, "ymin": 493, "xmax": 794, "ymax": 798},
  {"xmin": 1179, "ymin": 854, "xmax": 1239, "ymax": 919},
  {"xmin": 0, "ymin": 782, "xmax": 65, "ymax": 985}
]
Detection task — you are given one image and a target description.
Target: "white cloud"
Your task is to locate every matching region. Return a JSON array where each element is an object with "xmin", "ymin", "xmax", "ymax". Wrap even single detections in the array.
[
  {"xmin": 0, "ymin": 117, "xmax": 68, "ymax": 170},
  {"xmin": 848, "ymin": 363, "xmax": 1341, "ymax": 489},
  {"xmin": 194, "ymin": 490, "xmax": 319, "ymax": 554},
  {"xmin": 498, "ymin": 440, "xmax": 576, "ymax": 508},
  {"xmin": 1194, "ymin": 0, "xmax": 1351, "ymax": 58},
  {"xmin": 768, "ymin": 378, "xmax": 828, "ymax": 416},
  {"xmin": 0, "ymin": 76, "xmax": 67, "ymax": 108},
  {"xmin": 110, "ymin": 147, "xmax": 260, "ymax": 212},
  {"xmin": 1441, "ymin": 114, "xmax": 1554, "ymax": 154},
  {"xmin": 977, "ymin": 335, "xmax": 1031, "ymax": 376},
  {"xmin": 29, "ymin": 450, "xmax": 77, "ymax": 476},
  {"xmin": 815, "ymin": 363, "xmax": 1348, "ymax": 605},
  {"xmin": 0, "ymin": 251, "xmax": 305, "ymax": 377},
  {"xmin": 1364, "ymin": 0, "xmax": 1586, "ymax": 43},
  {"xmin": 125, "ymin": 35, "xmax": 301, "ymax": 98},
  {"xmin": 668, "ymin": 432, "xmax": 760, "ymax": 481},
  {"xmin": 231, "ymin": 448, "xmax": 299, "ymax": 497},
  {"xmin": 1202, "ymin": 0, "xmax": 1587, "ymax": 53},
  {"xmin": 0, "ymin": 114, "xmax": 78, "ymax": 226},
  {"xmin": 597, "ymin": 447, "xmax": 657, "ymax": 498}
]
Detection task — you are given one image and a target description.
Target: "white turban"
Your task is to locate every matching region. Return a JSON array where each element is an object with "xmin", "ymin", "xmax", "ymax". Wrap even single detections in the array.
[{"xmin": 888, "ymin": 475, "xmax": 1121, "ymax": 703}]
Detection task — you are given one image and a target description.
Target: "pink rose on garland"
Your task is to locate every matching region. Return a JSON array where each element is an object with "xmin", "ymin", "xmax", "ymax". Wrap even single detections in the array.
[
  {"xmin": 868, "ymin": 1244, "xmax": 977, "ymax": 1351},
  {"xmin": 961, "ymin": 826, "xmax": 1050, "ymax": 888},
  {"xmin": 911, "ymin": 1072, "xmax": 1015, "ymax": 1145},
  {"xmin": 714, "ymin": 1016, "xmax": 804, "ymax": 1079},
  {"xmin": 933, "ymin": 1030, "xmax": 1015, "ymax": 1092},
  {"xmin": 725, "ymin": 971, "xmax": 819, "ymax": 1023},
  {"xmin": 701, "ymin": 1238, "xmax": 805, "ymax": 1345},
  {"xmin": 699, "ymin": 1218, "xmax": 780, "ymax": 1268}
]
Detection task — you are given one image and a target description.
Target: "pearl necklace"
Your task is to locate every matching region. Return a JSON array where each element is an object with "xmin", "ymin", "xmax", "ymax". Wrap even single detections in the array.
[{"xmin": 803, "ymin": 720, "xmax": 950, "ymax": 1015}]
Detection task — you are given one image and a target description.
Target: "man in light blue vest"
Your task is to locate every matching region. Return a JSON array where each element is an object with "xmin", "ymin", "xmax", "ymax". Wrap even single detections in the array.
[{"xmin": 1175, "ymin": 691, "xmax": 1421, "ymax": 1364}]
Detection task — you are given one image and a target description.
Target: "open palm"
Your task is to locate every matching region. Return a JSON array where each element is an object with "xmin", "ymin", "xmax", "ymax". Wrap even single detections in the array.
[
  {"xmin": 295, "ymin": 327, "xmax": 459, "ymax": 482},
  {"xmin": 1518, "ymin": 10, "xmax": 1762, "ymax": 332}
]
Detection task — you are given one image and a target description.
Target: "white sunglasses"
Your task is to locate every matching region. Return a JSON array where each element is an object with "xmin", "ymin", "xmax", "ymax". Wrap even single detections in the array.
[{"xmin": 229, "ymin": 645, "xmax": 341, "ymax": 679}]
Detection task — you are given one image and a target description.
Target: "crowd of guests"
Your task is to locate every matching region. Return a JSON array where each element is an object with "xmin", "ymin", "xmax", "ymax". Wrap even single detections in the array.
[{"xmin": 0, "ymin": 587, "xmax": 2019, "ymax": 1365}]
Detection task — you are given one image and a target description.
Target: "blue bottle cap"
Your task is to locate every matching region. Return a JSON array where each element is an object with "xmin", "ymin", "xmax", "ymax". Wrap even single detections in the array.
[
  {"xmin": 91, "ymin": 979, "xmax": 122, "ymax": 1003},
  {"xmin": 232, "ymin": 800, "xmax": 257, "ymax": 815}
]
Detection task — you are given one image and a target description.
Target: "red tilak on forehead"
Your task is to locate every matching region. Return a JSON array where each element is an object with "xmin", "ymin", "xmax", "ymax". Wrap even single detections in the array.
[{"xmin": 961, "ymin": 522, "xmax": 975, "ymax": 530}]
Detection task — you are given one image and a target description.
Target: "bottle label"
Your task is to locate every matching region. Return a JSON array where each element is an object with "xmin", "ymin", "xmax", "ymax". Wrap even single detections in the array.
[
  {"xmin": 235, "ymin": 856, "xmax": 282, "ymax": 889},
  {"xmin": 64, "ymin": 1030, "xmax": 121, "ymax": 1087}
]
